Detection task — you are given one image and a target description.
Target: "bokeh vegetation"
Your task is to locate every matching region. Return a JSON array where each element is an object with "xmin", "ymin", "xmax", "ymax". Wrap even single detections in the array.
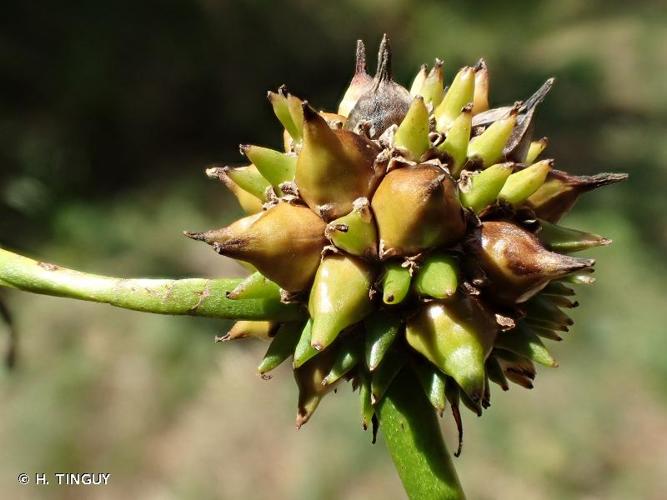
[{"xmin": 1, "ymin": 1, "xmax": 666, "ymax": 498}]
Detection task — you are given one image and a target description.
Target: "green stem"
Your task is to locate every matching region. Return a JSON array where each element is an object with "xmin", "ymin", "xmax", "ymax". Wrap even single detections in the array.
[
  {"xmin": 379, "ymin": 368, "xmax": 465, "ymax": 500},
  {"xmin": 0, "ymin": 248, "xmax": 303, "ymax": 321},
  {"xmin": 1, "ymin": 247, "xmax": 464, "ymax": 497}
]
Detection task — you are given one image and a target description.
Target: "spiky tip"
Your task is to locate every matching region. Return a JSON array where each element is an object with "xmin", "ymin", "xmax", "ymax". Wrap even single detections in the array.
[
  {"xmin": 301, "ymin": 100, "xmax": 319, "ymax": 121},
  {"xmin": 521, "ymin": 78, "xmax": 556, "ymax": 112},
  {"xmin": 355, "ymin": 39, "xmax": 367, "ymax": 75},
  {"xmin": 374, "ymin": 33, "xmax": 392, "ymax": 85},
  {"xmin": 581, "ymin": 172, "xmax": 629, "ymax": 190},
  {"xmin": 474, "ymin": 58, "xmax": 488, "ymax": 72},
  {"xmin": 183, "ymin": 230, "xmax": 208, "ymax": 242},
  {"xmin": 204, "ymin": 165, "xmax": 228, "ymax": 181}
]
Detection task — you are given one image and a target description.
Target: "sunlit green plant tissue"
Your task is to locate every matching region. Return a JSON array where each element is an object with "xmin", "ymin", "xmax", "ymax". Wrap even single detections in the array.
[{"xmin": 0, "ymin": 35, "xmax": 627, "ymax": 499}]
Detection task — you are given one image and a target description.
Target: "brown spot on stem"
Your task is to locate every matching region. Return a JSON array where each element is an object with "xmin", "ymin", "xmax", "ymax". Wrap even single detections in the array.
[
  {"xmin": 189, "ymin": 280, "xmax": 211, "ymax": 312},
  {"xmin": 38, "ymin": 262, "xmax": 60, "ymax": 271}
]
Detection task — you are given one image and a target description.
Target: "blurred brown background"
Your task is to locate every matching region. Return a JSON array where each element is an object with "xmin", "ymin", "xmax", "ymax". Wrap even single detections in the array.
[{"xmin": 1, "ymin": 1, "xmax": 666, "ymax": 498}]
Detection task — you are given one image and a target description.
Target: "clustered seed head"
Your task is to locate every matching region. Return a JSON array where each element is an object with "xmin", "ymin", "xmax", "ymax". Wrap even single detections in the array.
[{"xmin": 186, "ymin": 35, "xmax": 627, "ymax": 450}]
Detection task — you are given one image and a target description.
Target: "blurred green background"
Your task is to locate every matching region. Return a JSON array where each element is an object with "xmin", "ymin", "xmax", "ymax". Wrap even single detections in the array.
[{"xmin": 1, "ymin": 1, "xmax": 666, "ymax": 498}]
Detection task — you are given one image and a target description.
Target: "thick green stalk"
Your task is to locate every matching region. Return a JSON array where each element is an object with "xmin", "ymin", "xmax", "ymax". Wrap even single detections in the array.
[
  {"xmin": 379, "ymin": 368, "xmax": 465, "ymax": 500},
  {"xmin": 0, "ymin": 249, "xmax": 303, "ymax": 321}
]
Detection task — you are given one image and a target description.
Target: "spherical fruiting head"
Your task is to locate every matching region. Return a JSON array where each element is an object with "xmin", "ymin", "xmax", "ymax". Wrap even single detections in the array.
[{"xmin": 187, "ymin": 35, "xmax": 627, "ymax": 445}]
